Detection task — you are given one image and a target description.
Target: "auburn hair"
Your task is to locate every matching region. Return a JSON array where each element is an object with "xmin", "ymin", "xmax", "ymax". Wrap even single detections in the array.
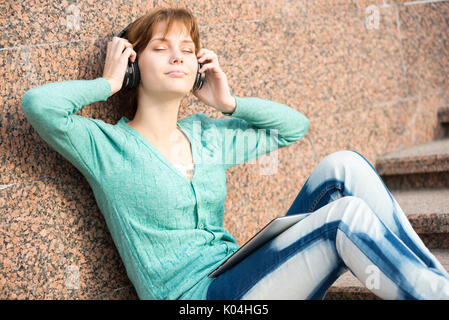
[{"xmin": 118, "ymin": 6, "xmax": 201, "ymax": 120}]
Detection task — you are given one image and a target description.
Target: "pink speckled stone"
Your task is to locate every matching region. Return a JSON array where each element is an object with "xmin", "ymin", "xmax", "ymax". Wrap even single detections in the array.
[{"xmin": 3, "ymin": 0, "xmax": 449, "ymax": 299}]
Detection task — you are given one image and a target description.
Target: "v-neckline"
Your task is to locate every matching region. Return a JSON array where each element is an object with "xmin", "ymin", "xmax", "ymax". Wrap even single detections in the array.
[{"xmin": 119, "ymin": 116, "xmax": 196, "ymax": 183}]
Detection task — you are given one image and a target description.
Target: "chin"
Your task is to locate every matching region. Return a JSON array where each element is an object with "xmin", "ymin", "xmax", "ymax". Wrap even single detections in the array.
[
  {"xmin": 163, "ymin": 88, "xmax": 191, "ymax": 97},
  {"xmin": 166, "ymin": 83, "xmax": 193, "ymax": 92},
  {"xmin": 143, "ymin": 80, "xmax": 193, "ymax": 96}
]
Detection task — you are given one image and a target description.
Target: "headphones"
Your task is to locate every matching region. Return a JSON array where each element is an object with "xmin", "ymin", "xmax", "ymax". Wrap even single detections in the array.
[{"xmin": 117, "ymin": 23, "xmax": 206, "ymax": 91}]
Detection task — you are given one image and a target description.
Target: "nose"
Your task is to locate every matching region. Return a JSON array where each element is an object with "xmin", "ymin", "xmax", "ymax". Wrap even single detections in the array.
[{"xmin": 170, "ymin": 53, "xmax": 184, "ymax": 64}]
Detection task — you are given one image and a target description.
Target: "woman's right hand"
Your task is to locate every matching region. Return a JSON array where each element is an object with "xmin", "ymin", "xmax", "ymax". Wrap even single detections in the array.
[{"xmin": 102, "ymin": 36, "xmax": 137, "ymax": 97}]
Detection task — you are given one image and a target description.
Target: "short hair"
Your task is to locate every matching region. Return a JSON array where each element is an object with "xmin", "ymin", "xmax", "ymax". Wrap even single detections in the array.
[{"xmin": 119, "ymin": 6, "xmax": 201, "ymax": 120}]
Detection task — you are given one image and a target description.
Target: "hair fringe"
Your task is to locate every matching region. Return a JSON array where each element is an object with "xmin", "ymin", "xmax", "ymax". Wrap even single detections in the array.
[{"xmin": 117, "ymin": 6, "xmax": 201, "ymax": 120}]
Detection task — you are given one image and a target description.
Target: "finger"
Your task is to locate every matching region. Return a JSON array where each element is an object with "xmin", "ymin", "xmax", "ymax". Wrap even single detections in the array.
[
  {"xmin": 111, "ymin": 37, "xmax": 125, "ymax": 50},
  {"xmin": 121, "ymin": 42, "xmax": 133, "ymax": 53},
  {"xmin": 123, "ymin": 47, "xmax": 135, "ymax": 59},
  {"xmin": 112, "ymin": 36, "xmax": 126, "ymax": 42},
  {"xmin": 130, "ymin": 50, "xmax": 137, "ymax": 63},
  {"xmin": 197, "ymin": 48, "xmax": 215, "ymax": 58},
  {"xmin": 198, "ymin": 53, "xmax": 216, "ymax": 63},
  {"xmin": 199, "ymin": 62, "xmax": 214, "ymax": 73},
  {"xmin": 202, "ymin": 60, "xmax": 222, "ymax": 73},
  {"xmin": 199, "ymin": 48, "xmax": 214, "ymax": 54},
  {"xmin": 111, "ymin": 37, "xmax": 131, "ymax": 50},
  {"xmin": 114, "ymin": 41, "xmax": 133, "ymax": 59}
]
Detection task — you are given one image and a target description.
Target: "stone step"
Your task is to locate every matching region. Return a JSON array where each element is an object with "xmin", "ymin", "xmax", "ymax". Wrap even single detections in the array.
[
  {"xmin": 437, "ymin": 106, "xmax": 449, "ymax": 139},
  {"xmin": 376, "ymin": 139, "xmax": 449, "ymax": 189},
  {"xmin": 393, "ymin": 188, "xmax": 449, "ymax": 233},
  {"xmin": 324, "ymin": 249, "xmax": 449, "ymax": 300},
  {"xmin": 392, "ymin": 188, "xmax": 449, "ymax": 248},
  {"xmin": 376, "ymin": 139, "xmax": 449, "ymax": 176},
  {"xmin": 325, "ymin": 106, "xmax": 449, "ymax": 300},
  {"xmin": 381, "ymin": 171, "xmax": 449, "ymax": 189},
  {"xmin": 438, "ymin": 105, "xmax": 449, "ymax": 124}
]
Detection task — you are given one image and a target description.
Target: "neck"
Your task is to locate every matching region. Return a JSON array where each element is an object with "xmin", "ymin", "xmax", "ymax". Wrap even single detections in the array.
[{"xmin": 128, "ymin": 89, "xmax": 184, "ymax": 145}]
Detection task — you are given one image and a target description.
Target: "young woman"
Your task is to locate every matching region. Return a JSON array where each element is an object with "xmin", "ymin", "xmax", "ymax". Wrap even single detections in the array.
[{"xmin": 21, "ymin": 7, "xmax": 449, "ymax": 300}]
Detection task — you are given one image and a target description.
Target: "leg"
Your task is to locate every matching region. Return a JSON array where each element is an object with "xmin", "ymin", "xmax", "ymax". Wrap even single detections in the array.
[
  {"xmin": 285, "ymin": 150, "xmax": 448, "ymax": 278},
  {"xmin": 206, "ymin": 197, "xmax": 449, "ymax": 300}
]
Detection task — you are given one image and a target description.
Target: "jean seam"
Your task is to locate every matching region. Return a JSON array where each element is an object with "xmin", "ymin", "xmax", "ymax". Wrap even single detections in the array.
[
  {"xmin": 307, "ymin": 182, "xmax": 344, "ymax": 213},
  {"xmin": 235, "ymin": 224, "xmax": 340, "ymax": 300}
]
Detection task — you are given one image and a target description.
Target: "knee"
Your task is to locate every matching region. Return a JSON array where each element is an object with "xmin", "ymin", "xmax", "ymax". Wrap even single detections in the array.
[
  {"xmin": 333, "ymin": 196, "xmax": 389, "ymax": 243},
  {"xmin": 329, "ymin": 196, "xmax": 372, "ymax": 223},
  {"xmin": 321, "ymin": 150, "xmax": 366, "ymax": 169},
  {"xmin": 332, "ymin": 195, "xmax": 367, "ymax": 208},
  {"xmin": 315, "ymin": 150, "xmax": 374, "ymax": 179},
  {"xmin": 330, "ymin": 196, "xmax": 385, "ymax": 238}
]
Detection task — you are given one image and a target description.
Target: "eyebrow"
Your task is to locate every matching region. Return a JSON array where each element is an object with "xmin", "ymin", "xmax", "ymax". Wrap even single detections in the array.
[{"xmin": 150, "ymin": 37, "xmax": 194, "ymax": 44}]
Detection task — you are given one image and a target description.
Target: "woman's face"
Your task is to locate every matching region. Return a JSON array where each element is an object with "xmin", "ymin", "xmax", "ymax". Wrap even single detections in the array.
[{"xmin": 138, "ymin": 20, "xmax": 198, "ymax": 97}]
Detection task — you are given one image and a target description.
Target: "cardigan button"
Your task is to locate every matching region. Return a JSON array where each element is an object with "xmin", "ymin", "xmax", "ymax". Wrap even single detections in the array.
[{"xmin": 198, "ymin": 223, "xmax": 204, "ymax": 229}]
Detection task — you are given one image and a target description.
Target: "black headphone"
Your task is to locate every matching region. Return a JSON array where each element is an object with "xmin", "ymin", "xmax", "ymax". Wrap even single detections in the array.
[{"xmin": 117, "ymin": 23, "xmax": 206, "ymax": 91}]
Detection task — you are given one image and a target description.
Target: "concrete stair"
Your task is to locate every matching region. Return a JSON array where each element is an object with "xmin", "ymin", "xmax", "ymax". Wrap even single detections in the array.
[{"xmin": 324, "ymin": 105, "xmax": 449, "ymax": 300}]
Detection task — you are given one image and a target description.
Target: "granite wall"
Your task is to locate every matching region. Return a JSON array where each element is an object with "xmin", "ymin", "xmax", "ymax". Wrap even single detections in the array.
[{"xmin": 1, "ymin": 0, "xmax": 448, "ymax": 299}]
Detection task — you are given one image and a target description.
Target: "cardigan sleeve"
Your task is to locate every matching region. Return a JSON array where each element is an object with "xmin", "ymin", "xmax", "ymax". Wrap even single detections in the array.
[
  {"xmin": 21, "ymin": 77, "xmax": 111, "ymax": 179},
  {"xmin": 213, "ymin": 95, "xmax": 309, "ymax": 170}
]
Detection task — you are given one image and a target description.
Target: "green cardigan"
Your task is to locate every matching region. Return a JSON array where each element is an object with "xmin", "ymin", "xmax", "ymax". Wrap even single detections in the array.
[{"xmin": 21, "ymin": 77, "xmax": 309, "ymax": 300}]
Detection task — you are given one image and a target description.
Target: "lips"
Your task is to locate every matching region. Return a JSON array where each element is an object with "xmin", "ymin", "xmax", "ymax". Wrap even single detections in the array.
[{"xmin": 165, "ymin": 70, "xmax": 187, "ymax": 77}]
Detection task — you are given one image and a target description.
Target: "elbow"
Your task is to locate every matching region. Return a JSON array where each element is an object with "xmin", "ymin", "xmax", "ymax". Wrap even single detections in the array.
[
  {"xmin": 21, "ymin": 89, "xmax": 36, "ymax": 113},
  {"xmin": 21, "ymin": 88, "xmax": 43, "ymax": 118},
  {"xmin": 282, "ymin": 115, "xmax": 310, "ymax": 146},
  {"xmin": 293, "ymin": 115, "xmax": 309, "ymax": 142}
]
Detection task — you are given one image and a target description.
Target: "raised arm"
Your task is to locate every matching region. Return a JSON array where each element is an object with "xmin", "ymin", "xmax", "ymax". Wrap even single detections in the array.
[
  {"xmin": 21, "ymin": 34, "xmax": 136, "ymax": 179},
  {"xmin": 212, "ymin": 95, "xmax": 309, "ymax": 170},
  {"xmin": 21, "ymin": 77, "xmax": 112, "ymax": 179}
]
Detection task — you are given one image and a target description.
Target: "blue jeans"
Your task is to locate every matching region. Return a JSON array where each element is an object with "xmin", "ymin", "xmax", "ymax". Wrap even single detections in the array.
[{"xmin": 206, "ymin": 150, "xmax": 449, "ymax": 300}]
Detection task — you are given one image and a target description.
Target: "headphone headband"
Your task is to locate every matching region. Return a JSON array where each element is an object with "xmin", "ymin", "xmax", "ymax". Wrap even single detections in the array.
[
  {"xmin": 116, "ymin": 23, "xmax": 140, "ymax": 89},
  {"xmin": 116, "ymin": 23, "xmax": 205, "ymax": 91},
  {"xmin": 117, "ymin": 23, "xmax": 132, "ymax": 38}
]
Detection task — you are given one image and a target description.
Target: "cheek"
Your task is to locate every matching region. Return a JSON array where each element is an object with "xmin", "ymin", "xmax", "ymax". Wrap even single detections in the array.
[
  {"xmin": 138, "ymin": 56, "xmax": 160, "ymax": 81},
  {"xmin": 189, "ymin": 60, "xmax": 199, "ymax": 76}
]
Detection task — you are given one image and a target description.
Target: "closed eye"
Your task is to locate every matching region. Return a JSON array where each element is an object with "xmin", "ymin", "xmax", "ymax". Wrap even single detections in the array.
[{"xmin": 155, "ymin": 48, "xmax": 193, "ymax": 53}]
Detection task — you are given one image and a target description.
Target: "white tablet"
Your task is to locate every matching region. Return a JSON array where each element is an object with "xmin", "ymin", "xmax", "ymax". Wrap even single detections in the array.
[{"xmin": 208, "ymin": 212, "xmax": 311, "ymax": 278}]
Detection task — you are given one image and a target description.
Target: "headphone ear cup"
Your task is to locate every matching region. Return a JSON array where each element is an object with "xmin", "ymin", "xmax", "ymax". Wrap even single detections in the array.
[
  {"xmin": 117, "ymin": 23, "xmax": 140, "ymax": 90},
  {"xmin": 130, "ymin": 58, "xmax": 141, "ymax": 88},
  {"xmin": 199, "ymin": 69, "xmax": 205, "ymax": 89},
  {"xmin": 193, "ymin": 64, "xmax": 200, "ymax": 91},
  {"xmin": 193, "ymin": 63, "xmax": 205, "ymax": 91},
  {"xmin": 124, "ymin": 58, "xmax": 140, "ymax": 89}
]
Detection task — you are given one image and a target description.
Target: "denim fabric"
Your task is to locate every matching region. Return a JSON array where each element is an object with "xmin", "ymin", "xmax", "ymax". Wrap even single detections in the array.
[
  {"xmin": 21, "ymin": 77, "xmax": 310, "ymax": 299},
  {"xmin": 206, "ymin": 150, "xmax": 449, "ymax": 300}
]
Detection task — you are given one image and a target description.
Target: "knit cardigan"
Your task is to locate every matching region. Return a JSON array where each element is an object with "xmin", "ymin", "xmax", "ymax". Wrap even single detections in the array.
[{"xmin": 21, "ymin": 77, "xmax": 309, "ymax": 300}]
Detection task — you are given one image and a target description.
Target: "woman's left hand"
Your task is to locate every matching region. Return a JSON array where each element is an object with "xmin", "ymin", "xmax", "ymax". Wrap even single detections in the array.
[{"xmin": 192, "ymin": 48, "xmax": 236, "ymax": 114}]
